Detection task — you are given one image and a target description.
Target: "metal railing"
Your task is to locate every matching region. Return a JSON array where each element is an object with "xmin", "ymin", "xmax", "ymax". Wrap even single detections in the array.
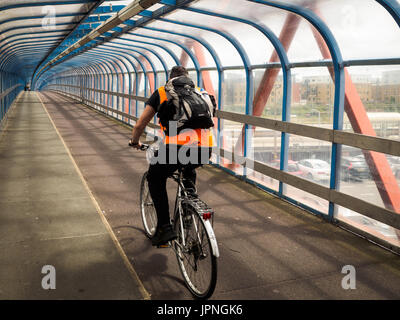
[
  {"xmin": 0, "ymin": 84, "xmax": 23, "ymax": 131},
  {"xmin": 45, "ymin": 85, "xmax": 400, "ymax": 245}
]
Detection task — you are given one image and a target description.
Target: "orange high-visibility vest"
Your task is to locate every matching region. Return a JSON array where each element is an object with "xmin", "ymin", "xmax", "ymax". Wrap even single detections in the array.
[{"xmin": 157, "ymin": 86, "xmax": 214, "ymax": 147}]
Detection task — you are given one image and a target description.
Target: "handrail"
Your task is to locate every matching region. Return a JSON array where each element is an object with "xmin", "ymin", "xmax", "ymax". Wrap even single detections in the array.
[
  {"xmin": 45, "ymin": 88, "xmax": 400, "ymax": 232},
  {"xmin": 46, "ymin": 84, "xmax": 400, "ymax": 157},
  {"xmin": 0, "ymin": 84, "xmax": 23, "ymax": 100}
]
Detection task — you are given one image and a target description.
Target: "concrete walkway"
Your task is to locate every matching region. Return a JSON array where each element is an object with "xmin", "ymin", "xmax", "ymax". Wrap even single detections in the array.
[
  {"xmin": 38, "ymin": 91, "xmax": 400, "ymax": 300},
  {"xmin": 0, "ymin": 92, "xmax": 147, "ymax": 299}
]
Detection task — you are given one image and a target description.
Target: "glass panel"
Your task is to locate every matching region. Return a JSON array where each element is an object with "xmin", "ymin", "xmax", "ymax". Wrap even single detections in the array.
[
  {"xmin": 262, "ymin": 0, "xmax": 400, "ymax": 60},
  {"xmin": 338, "ymin": 146, "xmax": 400, "ymax": 209},
  {"xmin": 0, "ymin": 16, "xmax": 80, "ymax": 35},
  {"xmin": 337, "ymin": 206, "xmax": 400, "ymax": 248},
  {"xmin": 191, "ymin": 0, "xmax": 323, "ymax": 63},
  {"xmin": 222, "ymin": 70, "xmax": 247, "ymax": 114},
  {"xmin": 164, "ymin": 9, "xmax": 244, "ymax": 67},
  {"xmin": 344, "ymin": 65, "xmax": 400, "ymax": 140},
  {"xmin": 0, "ymin": 4, "xmax": 88, "ymax": 21},
  {"xmin": 289, "ymin": 133, "xmax": 331, "ymax": 186},
  {"xmin": 337, "ymin": 146, "xmax": 400, "ymax": 248},
  {"xmin": 253, "ymin": 68, "xmax": 283, "ymax": 121},
  {"xmin": 182, "ymin": 2, "xmax": 277, "ymax": 66},
  {"xmin": 121, "ymin": 32, "xmax": 194, "ymax": 69},
  {"xmin": 286, "ymin": 184, "xmax": 329, "ymax": 215},
  {"xmin": 116, "ymin": 37, "xmax": 177, "ymax": 69},
  {"xmin": 291, "ymin": 67, "xmax": 334, "ymax": 128},
  {"xmin": 0, "ymin": 32, "xmax": 69, "ymax": 51},
  {"xmin": 250, "ymin": 126, "xmax": 281, "ymax": 192},
  {"xmin": 128, "ymin": 29, "xmax": 196, "ymax": 70},
  {"xmin": 201, "ymin": 70, "xmax": 219, "ymax": 104},
  {"xmin": 306, "ymin": 0, "xmax": 400, "ymax": 60},
  {"xmin": 139, "ymin": 20, "xmax": 218, "ymax": 69}
]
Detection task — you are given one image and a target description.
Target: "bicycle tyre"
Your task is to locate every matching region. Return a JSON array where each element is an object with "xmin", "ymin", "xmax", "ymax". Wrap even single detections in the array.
[
  {"xmin": 174, "ymin": 204, "xmax": 217, "ymax": 299},
  {"xmin": 140, "ymin": 171, "xmax": 157, "ymax": 238}
]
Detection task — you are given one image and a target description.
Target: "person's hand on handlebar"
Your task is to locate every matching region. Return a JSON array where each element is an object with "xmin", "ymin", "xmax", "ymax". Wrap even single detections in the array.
[
  {"xmin": 129, "ymin": 138, "xmax": 142, "ymax": 150},
  {"xmin": 129, "ymin": 139, "xmax": 150, "ymax": 151}
]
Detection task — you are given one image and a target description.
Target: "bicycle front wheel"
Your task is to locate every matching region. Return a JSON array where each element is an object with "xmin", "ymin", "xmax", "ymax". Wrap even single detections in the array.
[
  {"xmin": 140, "ymin": 171, "xmax": 157, "ymax": 238},
  {"xmin": 174, "ymin": 205, "xmax": 217, "ymax": 299}
]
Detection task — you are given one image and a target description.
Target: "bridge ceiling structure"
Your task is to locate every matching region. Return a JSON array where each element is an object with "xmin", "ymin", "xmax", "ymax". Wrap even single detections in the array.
[{"xmin": 1, "ymin": 0, "xmax": 400, "ymax": 253}]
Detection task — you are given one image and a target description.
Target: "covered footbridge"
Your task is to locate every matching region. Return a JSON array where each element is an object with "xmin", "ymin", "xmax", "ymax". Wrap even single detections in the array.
[{"xmin": 0, "ymin": 0, "xmax": 400, "ymax": 299}]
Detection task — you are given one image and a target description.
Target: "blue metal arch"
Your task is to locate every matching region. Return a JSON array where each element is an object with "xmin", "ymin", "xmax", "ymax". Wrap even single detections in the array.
[
  {"xmin": 145, "ymin": 16, "xmax": 253, "ymax": 113},
  {"xmin": 60, "ymin": 52, "xmax": 140, "ymax": 116},
  {"xmin": 76, "ymin": 56, "xmax": 120, "ymax": 110},
  {"xmin": 86, "ymin": 63, "xmax": 110, "ymax": 110},
  {"xmin": 88, "ymin": 63, "xmax": 108, "ymax": 107},
  {"xmin": 88, "ymin": 47, "xmax": 150, "ymax": 117},
  {"xmin": 0, "ymin": 12, "xmax": 90, "ymax": 27},
  {"xmin": 180, "ymin": 5, "xmax": 293, "ymax": 190},
  {"xmin": 248, "ymin": 0, "xmax": 345, "ymax": 219},
  {"xmin": 126, "ymin": 30, "xmax": 202, "ymax": 86},
  {"xmin": 81, "ymin": 54, "xmax": 124, "ymax": 111},
  {"xmin": 112, "ymin": 35, "xmax": 180, "ymax": 67},
  {"xmin": 0, "ymin": 46, "xmax": 54, "ymax": 73},
  {"xmin": 101, "ymin": 43, "xmax": 160, "ymax": 89},
  {"xmin": 0, "ymin": 39, "xmax": 60, "ymax": 55},
  {"xmin": 139, "ymin": 24, "xmax": 223, "ymax": 103},
  {"xmin": 145, "ymin": 14, "xmax": 253, "ymax": 172},
  {"xmin": 41, "ymin": 56, "xmax": 114, "ymax": 90},
  {"xmin": 0, "ymin": 35, "xmax": 67, "ymax": 53},
  {"xmin": 376, "ymin": 0, "xmax": 400, "ymax": 27},
  {"xmin": 62, "ymin": 51, "xmax": 135, "ymax": 113},
  {"xmin": 0, "ymin": 29, "xmax": 75, "ymax": 48},
  {"xmin": 107, "ymin": 40, "xmax": 169, "ymax": 81},
  {"xmin": 1, "ymin": 0, "xmax": 97, "ymax": 11},
  {"xmin": 138, "ymin": 22, "xmax": 225, "ymax": 149},
  {"xmin": 1, "ymin": 51, "xmax": 54, "ymax": 75},
  {"xmin": 0, "ymin": 41, "xmax": 57, "ymax": 61},
  {"xmin": 94, "ymin": 44, "xmax": 160, "ymax": 121},
  {"xmin": 0, "ymin": 22, "xmax": 78, "ymax": 37},
  {"xmin": 82, "ymin": 64, "xmax": 111, "ymax": 109},
  {"xmin": 88, "ymin": 48, "xmax": 143, "ymax": 114}
]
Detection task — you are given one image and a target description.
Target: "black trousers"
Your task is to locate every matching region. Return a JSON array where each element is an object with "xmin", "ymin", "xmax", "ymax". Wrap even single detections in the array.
[{"xmin": 146, "ymin": 144, "xmax": 212, "ymax": 228}]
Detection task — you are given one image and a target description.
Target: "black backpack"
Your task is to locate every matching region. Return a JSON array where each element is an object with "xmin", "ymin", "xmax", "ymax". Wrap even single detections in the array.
[{"xmin": 158, "ymin": 76, "xmax": 215, "ymax": 135}]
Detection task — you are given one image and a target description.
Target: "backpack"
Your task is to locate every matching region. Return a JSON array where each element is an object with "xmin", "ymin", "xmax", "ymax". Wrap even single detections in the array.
[{"xmin": 158, "ymin": 76, "xmax": 215, "ymax": 135}]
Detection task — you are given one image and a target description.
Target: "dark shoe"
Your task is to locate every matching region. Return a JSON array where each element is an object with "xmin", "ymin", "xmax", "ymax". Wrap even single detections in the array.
[{"xmin": 151, "ymin": 224, "xmax": 177, "ymax": 246}]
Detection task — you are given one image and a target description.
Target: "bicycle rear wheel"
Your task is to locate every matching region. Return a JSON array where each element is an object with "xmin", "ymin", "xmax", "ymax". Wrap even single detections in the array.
[
  {"xmin": 174, "ymin": 205, "xmax": 217, "ymax": 299},
  {"xmin": 140, "ymin": 171, "xmax": 157, "ymax": 238}
]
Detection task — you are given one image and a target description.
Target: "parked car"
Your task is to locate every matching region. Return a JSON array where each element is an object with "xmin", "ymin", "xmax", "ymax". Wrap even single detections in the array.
[
  {"xmin": 387, "ymin": 156, "xmax": 400, "ymax": 179},
  {"xmin": 269, "ymin": 160, "xmax": 304, "ymax": 177},
  {"xmin": 297, "ymin": 159, "xmax": 330, "ymax": 182},
  {"xmin": 341, "ymin": 156, "xmax": 370, "ymax": 181},
  {"xmin": 287, "ymin": 160, "xmax": 304, "ymax": 177}
]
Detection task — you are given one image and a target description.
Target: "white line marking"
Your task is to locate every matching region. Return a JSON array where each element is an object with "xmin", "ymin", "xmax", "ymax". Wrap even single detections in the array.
[{"xmin": 37, "ymin": 92, "xmax": 151, "ymax": 300}]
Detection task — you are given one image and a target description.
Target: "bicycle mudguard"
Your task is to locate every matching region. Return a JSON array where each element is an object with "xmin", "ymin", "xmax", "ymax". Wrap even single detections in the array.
[
  {"xmin": 181, "ymin": 198, "xmax": 220, "ymax": 258},
  {"xmin": 203, "ymin": 219, "xmax": 220, "ymax": 258}
]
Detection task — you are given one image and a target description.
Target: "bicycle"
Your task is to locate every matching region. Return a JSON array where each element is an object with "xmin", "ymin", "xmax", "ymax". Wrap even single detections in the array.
[{"xmin": 137, "ymin": 143, "xmax": 219, "ymax": 300}]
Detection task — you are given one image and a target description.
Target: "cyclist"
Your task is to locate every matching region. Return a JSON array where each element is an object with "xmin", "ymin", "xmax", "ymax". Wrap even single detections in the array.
[{"xmin": 129, "ymin": 66, "xmax": 215, "ymax": 246}]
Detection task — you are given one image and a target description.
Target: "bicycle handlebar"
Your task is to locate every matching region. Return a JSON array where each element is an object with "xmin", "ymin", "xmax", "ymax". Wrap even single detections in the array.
[{"xmin": 129, "ymin": 141, "xmax": 150, "ymax": 151}]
